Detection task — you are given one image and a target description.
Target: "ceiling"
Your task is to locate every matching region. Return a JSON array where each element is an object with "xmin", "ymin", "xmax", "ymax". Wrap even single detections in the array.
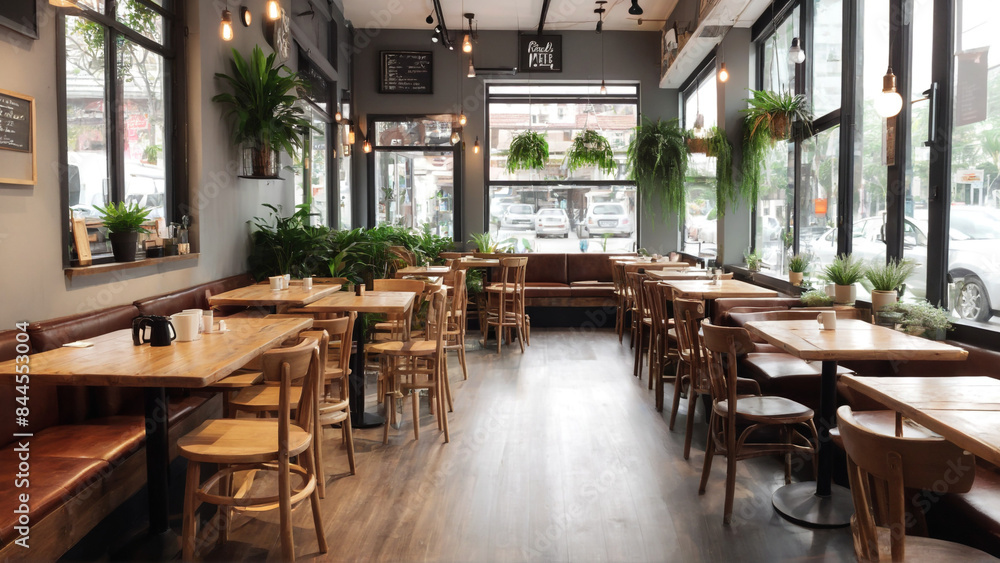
[{"xmin": 342, "ymin": 0, "xmax": 682, "ymax": 33}]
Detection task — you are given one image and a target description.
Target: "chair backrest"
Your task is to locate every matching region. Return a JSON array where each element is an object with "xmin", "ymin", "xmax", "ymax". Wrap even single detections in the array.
[
  {"xmin": 261, "ymin": 335, "xmax": 317, "ymax": 384},
  {"xmin": 447, "ymin": 269, "xmax": 467, "ymax": 322},
  {"xmin": 440, "ymin": 252, "xmax": 464, "ymax": 261},
  {"xmin": 258, "ymin": 337, "xmax": 321, "ymax": 444},
  {"xmin": 673, "ymin": 298, "xmax": 707, "ymax": 387},
  {"xmin": 700, "ymin": 322, "xmax": 756, "ymax": 409},
  {"xmin": 424, "ymin": 289, "xmax": 449, "ymax": 353},
  {"xmin": 312, "ymin": 313, "xmax": 355, "ymax": 373},
  {"xmin": 642, "ymin": 279, "xmax": 664, "ymax": 330},
  {"xmin": 836, "ymin": 405, "xmax": 977, "ymax": 562},
  {"xmin": 625, "ymin": 271, "xmax": 647, "ymax": 316},
  {"xmin": 495, "ymin": 257, "xmax": 528, "ymax": 312}
]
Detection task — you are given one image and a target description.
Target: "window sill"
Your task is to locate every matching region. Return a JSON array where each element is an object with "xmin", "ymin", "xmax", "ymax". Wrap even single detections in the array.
[
  {"xmin": 724, "ymin": 265, "xmax": 807, "ymax": 296},
  {"xmin": 64, "ymin": 253, "xmax": 199, "ymax": 280}
]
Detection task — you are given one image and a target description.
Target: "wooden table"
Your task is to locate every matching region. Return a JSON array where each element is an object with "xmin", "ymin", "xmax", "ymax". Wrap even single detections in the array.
[
  {"xmin": 743, "ymin": 319, "xmax": 968, "ymax": 528},
  {"xmin": 840, "ymin": 375, "xmax": 1000, "ymax": 467},
  {"xmin": 646, "ymin": 270, "xmax": 710, "ymax": 280},
  {"xmin": 302, "ymin": 291, "xmax": 415, "ymax": 428},
  {"xmin": 395, "ymin": 265, "xmax": 452, "ymax": 278},
  {"xmin": 453, "ymin": 257, "xmax": 500, "ymax": 269},
  {"xmin": 0, "ymin": 317, "xmax": 311, "ymax": 539},
  {"xmin": 208, "ymin": 283, "xmax": 340, "ymax": 310},
  {"xmin": 618, "ymin": 260, "xmax": 692, "ymax": 268},
  {"xmin": 662, "ymin": 279, "xmax": 779, "ymax": 299}
]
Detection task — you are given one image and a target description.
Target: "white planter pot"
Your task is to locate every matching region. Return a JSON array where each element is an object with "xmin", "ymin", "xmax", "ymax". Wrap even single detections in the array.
[
  {"xmin": 788, "ymin": 271, "xmax": 804, "ymax": 286},
  {"xmin": 870, "ymin": 289, "xmax": 898, "ymax": 313},
  {"xmin": 834, "ymin": 284, "xmax": 856, "ymax": 305}
]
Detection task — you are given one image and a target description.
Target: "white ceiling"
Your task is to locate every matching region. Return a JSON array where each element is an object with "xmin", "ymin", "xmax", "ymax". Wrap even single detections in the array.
[{"xmin": 343, "ymin": 0, "xmax": 681, "ymax": 33}]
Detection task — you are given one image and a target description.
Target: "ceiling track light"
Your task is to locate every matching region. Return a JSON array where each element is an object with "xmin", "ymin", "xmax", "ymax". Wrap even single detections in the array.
[
  {"xmin": 788, "ymin": 37, "xmax": 805, "ymax": 64},
  {"xmin": 426, "ymin": 13, "xmax": 434, "ymax": 25},
  {"xmin": 628, "ymin": 0, "xmax": 643, "ymax": 16}
]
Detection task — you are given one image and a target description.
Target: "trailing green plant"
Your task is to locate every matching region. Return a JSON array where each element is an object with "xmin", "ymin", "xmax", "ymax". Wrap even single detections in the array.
[
  {"xmin": 741, "ymin": 89, "xmax": 814, "ymax": 205},
  {"xmin": 566, "ymin": 129, "xmax": 616, "ymax": 174},
  {"xmin": 505, "ymin": 131, "xmax": 549, "ymax": 173},
  {"xmin": 213, "ymin": 46, "xmax": 316, "ymax": 176},
  {"xmin": 801, "ymin": 289, "xmax": 833, "ymax": 307},
  {"xmin": 864, "ymin": 258, "xmax": 916, "ymax": 293},
  {"xmin": 626, "ymin": 117, "xmax": 688, "ymax": 220},
  {"xmin": 884, "ymin": 300, "xmax": 953, "ymax": 333},
  {"xmin": 822, "ymin": 254, "xmax": 866, "ymax": 286},
  {"xmin": 744, "ymin": 248, "xmax": 763, "ymax": 271},
  {"xmin": 248, "ymin": 203, "xmax": 333, "ymax": 280},
  {"xmin": 788, "ymin": 254, "xmax": 810, "ymax": 273},
  {"xmin": 94, "ymin": 201, "xmax": 152, "ymax": 234},
  {"xmin": 706, "ymin": 127, "xmax": 738, "ymax": 216}
]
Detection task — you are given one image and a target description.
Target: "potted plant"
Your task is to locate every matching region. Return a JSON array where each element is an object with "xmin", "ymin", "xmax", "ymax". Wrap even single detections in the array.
[
  {"xmin": 95, "ymin": 201, "xmax": 151, "ymax": 262},
  {"xmin": 884, "ymin": 301, "xmax": 953, "ymax": 340},
  {"xmin": 744, "ymin": 248, "xmax": 763, "ymax": 272},
  {"xmin": 801, "ymin": 289, "xmax": 833, "ymax": 307},
  {"xmin": 626, "ymin": 117, "xmax": 688, "ymax": 220},
  {"xmin": 788, "ymin": 254, "xmax": 810, "ymax": 286},
  {"xmin": 864, "ymin": 258, "xmax": 917, "ymax": 313},
  {"xmin": 566, "ymin": 129, "xmax": 616, "ymax": 174},
  {"xmin": 213, "ymin": 46, "xmax": 314, "ymax": 178},
  {"xmin": 822, "ymin": 254, "xmax": 866, "ymax": 305},
  {"xmin": 505, "ymin": 131, "xmax": 549, "ymax": 173},
  {"xmin": 741, "ymin": 89, "xmax": 813, "ymax": 205}
]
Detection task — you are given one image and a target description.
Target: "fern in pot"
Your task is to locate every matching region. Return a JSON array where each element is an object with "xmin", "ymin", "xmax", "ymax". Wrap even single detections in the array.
[
  {"xmin": 788, "ymin": 254, "xmax": 810, "ymax": 286},
  {"xmin": 505, "ymin": 131, "xmax": 549, "ymax": 174},
  {"xmin": 566, "ymin": 130, "xmax": 616, "ymax": 174},
  {"xmin": 626, "ymin": 117, "xmax": 688, "ymax": 221},
  {"xmin": 741, "ymin": 89, "xmax": 813, "ymax": 207},
  {"xmin": 864, "ymin": 258, "xmax": 916, "ymax": 313},
  {"xmin": 822, "ymin": 254, "xmax": 865, "ymax": 305},
  {"xmin": 95, "ymin": 202, "xmax": 152, "ymax": 263}
]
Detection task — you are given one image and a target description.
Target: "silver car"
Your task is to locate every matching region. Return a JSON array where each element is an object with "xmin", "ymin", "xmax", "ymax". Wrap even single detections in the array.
[
  {"xmin": 534, "ymin": 208, "xmax": 570, "ymax": 238},
  {"xmin": 582, "ymin": 202, "xmax": 634, "ymax": 238},
  {"xmin": 804, "ymin": 207, "xmax": 1000, "ymax": 322},
  {"xmin": 501, "ymin": 204, "xmax": 535, "ymax": 230}
]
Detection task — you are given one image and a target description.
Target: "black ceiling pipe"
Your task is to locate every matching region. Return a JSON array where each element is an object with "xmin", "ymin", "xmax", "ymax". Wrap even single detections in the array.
[
  {"xmin": 432, "ymin": 0, "xmax": 454, "ymax": 49},
  {"xmin": 537, "ymin": 0, "xmax": 551, "ymax": 34}
]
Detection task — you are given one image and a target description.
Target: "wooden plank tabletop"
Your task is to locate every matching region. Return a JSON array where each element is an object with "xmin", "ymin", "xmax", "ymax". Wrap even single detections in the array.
[
  {"xmin": 744, "ymin": 319, "xmax": 969, "ymax": 362},
  {"xmin": 646, "ymin": 270, "xmax": 711, "ymax": 280},
  {"xmin": 661, "ymin": 279, "xmax": 779, "ymax": 299},
  {"xmin": 617, "ymin": 260, "xmax": 692, "ymax": 268},
  {"xmin": 0, "ymin": 317, "xmax": 311, "ymax": 388},
  {"xmin": 395, "ymin": 265, "xmax": 452, "ymax": 277},
  {"xmin": 208, "ymin": 283, "xmax": 340, "ymax": 307},
  {"xmin": 302, "ymin": 291, "xmax": 415, "ymax": 314},
  {"xmin": 453, "ymin": 258, "xmax": 500, "ymax": 269},
  {"xmin": 841, "ymin": 375, "xmax": 1000, "ymax": 466}
]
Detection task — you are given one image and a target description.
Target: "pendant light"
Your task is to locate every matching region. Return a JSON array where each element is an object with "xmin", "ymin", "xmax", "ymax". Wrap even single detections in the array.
[
  {"xmin": 450, "ymin": 131, "xmax": 461, "ymax": 144},
  {"xmin": 362, "ymin": 137, "xmax": 372, "ymax": 153},
  {"xmin": 220, "ymin": 6, "xmax": 233, "ymax": 41},
  {"xmin": 462, "ymin": 34, "xmax": 472, "ymax": 53},
  {"xmin": 266, "ymin": 0, "xmax": 280, "ymax": 20},
  {"xmin": 628, "ymin": 0, "xmax": 643, "ymax": 16},
  {"xmin": 875, "ymin": 66, "xmax": 903, "ymax": 118},
  {"xmin": 718, "ymin": 62, "xmax": 729, "ymax": 83},
  {"xmin": 788, "ymin": 37, "xmax": 805, "ymax": 64},
  {"xmin": 598, "ymin": 2, "xmax": 607, "ymax": 95},
  {"xmin": 347, "ymin": 127, "xmax": 356, "ymax": 145},
  {"xmin": 473, "ymin": 137, "xmax": 480, "ymax": 154},
  {"xmin": 334, "ymin": 108, "xmax": 342, "ymax": 122},
  {"xmin": 459, "ymin": 113, "xmax": 468, "ymax": 126},
  {"xmin": 467, "ymin": 58, "xmax": 476, "ymax": 78},
  {"xmin": 600, "ymin": 80, "xmax": 607, "ymax": 95}
]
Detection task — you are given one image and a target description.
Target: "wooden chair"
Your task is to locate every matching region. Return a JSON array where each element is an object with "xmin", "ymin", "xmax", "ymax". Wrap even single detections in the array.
[
  {"xmin": 443, "ymin": 269, "xmax": 469, "ymax": 380},
  {"xmin": 373, "ymin": 288, "xmax": 451, "ymax": 444},
  {"xmin": 483, "ymin": 257, "xmax": 528, "ymax": 354},
  {"xmin": 836, "ymin": 406, "xmax": 996, "ymax": 562},
  {"xmin": 179, "ymin": 337, "xmax": 327, "ymax": 560},
  {"xmin": 611, "ymin": 260, "xmax": 630, "ymax": 343},
  {"xmin": 670, "ymin": 297, "xmax": 712, "ymax": 460},
  {"xmin": 698, "ymin": 321, "xmax": 819, "ymax": 525},
  {"xmin": 372, "ymin": 278, "xmax": 426, "ymax": 340}
]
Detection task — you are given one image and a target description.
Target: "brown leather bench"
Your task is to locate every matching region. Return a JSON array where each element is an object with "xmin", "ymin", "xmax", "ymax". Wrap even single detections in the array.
[
  {"xmin": 134, "ymin": 273, "xmax": 254, "ymax": 317},
  {"xmin": 483, "ymin": 253, "xmax": 627, "ymax": 307}
]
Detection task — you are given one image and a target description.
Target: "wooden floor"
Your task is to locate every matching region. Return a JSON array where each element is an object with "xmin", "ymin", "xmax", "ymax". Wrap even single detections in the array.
[{"xmin": 199, "ymin": 328, "xmax": 855, "ymax": 562}]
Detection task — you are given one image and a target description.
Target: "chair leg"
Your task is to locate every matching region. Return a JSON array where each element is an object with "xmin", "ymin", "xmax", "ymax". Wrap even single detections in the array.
[
  {"xmin": 683, "ymin": 388, "xmax": 698, "ymax": 460},
  {"xmin": 699, "ymin": 415, "xmax": 716, "ymax": 495},
  {"xmin": 279, "ymin": 455, "xmax": 294, "ymax": 561},
  {"xmin": 382, "ymin": 391, "xmax": 392, "ymax": 445},
  {"xmin": 314, "ymin": 412, "xmax": 325, "ymax": 499},
  {"xmin": 344, "ymin": 413, "xmax": 356, "ymax": 475},
  {"xmin": 668, "ymin": 364, "xmax": 686, "ymax": 430},
  {"xmin": 302, "ymin": 445, "xmax": 329, "ymax": 554},
  {"xmin": 442, "ymin": 355, "xmax": 454, "ymax": 413},
  {"xmin": 411, "ymin": 389, "xmax": 420, "ymax": 440},
  {"xmin": 217, "ymin": 466, "xmax": 230, "ymax": 546},
  {"xmin": 458, "ymin": 338, "xmax": 469, "ymax": 380},
  {"xmin": 723, "ymin": 426, "xmax": 737, "ymax": 526},
  {"xmin": 439, "ymin": 380, "xmax": 450, "ymax": 444},
  {"xmin": 182, "ymin": 460, "xmax": 200, "ymax": 560}
]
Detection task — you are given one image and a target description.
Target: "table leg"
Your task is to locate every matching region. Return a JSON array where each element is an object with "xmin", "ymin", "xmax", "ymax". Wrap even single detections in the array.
[
  {"xmin": 771, "ymin": 360, "xmax": 854, "ymax": 528},
  {"xmin": 144, "ymin": 387, "xmax": 170, "ymax": 534},
  {"xmin": 350, "ymin": 314, "xmax": 385, "ymax": 429}
]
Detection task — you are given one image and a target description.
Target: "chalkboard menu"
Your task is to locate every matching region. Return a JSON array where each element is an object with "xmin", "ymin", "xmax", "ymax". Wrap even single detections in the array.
[
  {"xmin": 519, "ymin": 35, "xmax": 562, "ymax": 73},
  {"xmin": 297, "ymin": 45, "xmax": 332, "ymax": 109},
  {"xmin": 0, "ymin": 90, "xmax": 32, "ymax": 153},
  {"xmin": 0, "ymin": 1, "xmax": 38, "ymax": 40},
  {"xmin": 380, "ymin": 51, "xmax": 433, "ymax": 94}
]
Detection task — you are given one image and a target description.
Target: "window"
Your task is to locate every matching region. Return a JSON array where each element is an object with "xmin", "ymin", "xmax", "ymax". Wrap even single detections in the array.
[
  {"xmin": 61, "ymin": 0, "xmax": 180, "ymax": 263},
  {"xmin": 486, "ymin": 84, "xmax": 639, "ymax": 253},
  {"xmin": 294, "ymin": 106, "xmax": 331, "ymax": 226},
  {"xmin": 681, "ymin": 64, "xmax": 719, "ymax": 260},
  {"xmin": 338, "ymin": 101, "xmax": 353, "ymax": 230}
]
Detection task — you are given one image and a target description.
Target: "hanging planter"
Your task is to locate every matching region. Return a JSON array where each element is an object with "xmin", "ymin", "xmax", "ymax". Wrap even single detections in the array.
[
  {"xmin": 686, "ymin": 136, "xmax": 709, "ymax": 155},
  {"xmin": 566, "ymin": 129, "xmax": 616, "ymax": 174},
  {"xmin": 741, "ymin": 89, "xmax": 813, "ymax": 204},
  {"xmin": 626, "ymin": 117, "xmax": 688, "ymax": 220},
  {"xmin": 505, "ymin": 131, "xmax": 549, "ymax": 173}
]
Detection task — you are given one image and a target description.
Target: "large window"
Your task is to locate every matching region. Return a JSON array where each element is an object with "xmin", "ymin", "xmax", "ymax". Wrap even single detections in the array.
[
  {"xmin": 486, "ymin": 84, "xmax": 638, "ymax": 253},
  {"xmin": 294, "ymin": 107, "xmax": 331, "ymax": 226},
  {"xmin": 681, "ymin": 66, "xmax": 719, "ymax": 259},
  {"xmin": 61, "ymin": 0, "xmax": 180, "ymax": 263}
]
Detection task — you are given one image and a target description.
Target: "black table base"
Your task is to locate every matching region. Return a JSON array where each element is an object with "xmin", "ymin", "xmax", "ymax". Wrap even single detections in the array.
[{"xmin": 349, "ymin": 313, "xmax": 385, "ymax": 429}]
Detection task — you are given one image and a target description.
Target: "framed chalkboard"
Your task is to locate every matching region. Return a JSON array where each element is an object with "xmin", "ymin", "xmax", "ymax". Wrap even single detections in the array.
[
  {"xmin": 0, "ymin": 89, "xmax": 36, "ymax": 185},
  {"xmin": 380, "ymin": 51, "xmax": 433, "ymax": 94},
  {"xmin": 519, "ymin": 35, "xmax": 562, "ymax": 73},
  {"xmin": 0, "ymin": 1, "xmax": 38, "ymax": 40}
]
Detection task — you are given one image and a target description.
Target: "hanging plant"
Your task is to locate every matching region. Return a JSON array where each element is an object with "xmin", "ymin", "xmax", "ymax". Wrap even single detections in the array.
[
  {"xmin": 566, "ymin": 129, "xmax": 617, "ymax": 174},
  {"xmin": 706, "ymin": 127, "xmax": 740, "ymax": 217},
  {"xmin": 686, "ymin": 135, "xmax": 709, "ymax": 155},
  {"xmin": 505, "ymin": 131, "xmax": 549, "ymax": 173},
  {"xmin": 626, "ymin": 117, "xmax": 688, "ymax": 220},
  {"xmin": 741, "ymin": 89, "xmax": 813, "ymax": 204}
]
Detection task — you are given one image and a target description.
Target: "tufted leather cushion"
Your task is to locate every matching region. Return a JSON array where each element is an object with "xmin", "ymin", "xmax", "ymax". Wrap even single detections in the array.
[
  {"xmin": 524, "ymin": 284, "xmax": 573, "ymax": 298},
  {"xmin": 0, "ymin": 449, "xmax": 108, "ymax": 543},
  {"xmin": 740, "ymin": 353, "xmax": 854, "ymax": 413},
  {"xmin": 712, "ymin": 297, "xmax": 803, "ymax": 326},
  {"xmin": 566, "ymin": 253, "xmax": 625, "ymax": 284}
]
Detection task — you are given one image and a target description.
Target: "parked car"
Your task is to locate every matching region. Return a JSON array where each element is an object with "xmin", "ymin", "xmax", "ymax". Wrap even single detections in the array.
[
  {"xmin": 582, "ymin": 202, "xmax": 633, "ymax": 238},
  {"xmin": 534, "ymin": 208, "xmax": 570, "ymax": 238},
  {"xmin": 501, "ymin": 204, "xmax": 536, "ymax": 230},
  {"xmin": 804, "ymin": 206, "xmax": 1000, "ymax": 322}
]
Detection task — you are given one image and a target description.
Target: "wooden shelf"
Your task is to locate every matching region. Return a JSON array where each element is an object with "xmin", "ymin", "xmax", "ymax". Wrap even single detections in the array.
[{"xmin": 64, "ymin": 253, "xmax": 199, "ymax": 279}]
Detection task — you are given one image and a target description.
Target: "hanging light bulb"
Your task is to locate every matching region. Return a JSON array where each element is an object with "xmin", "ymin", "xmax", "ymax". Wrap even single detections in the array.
[
  {"xmin": 362, "ymin": 139, "xmax": 372, "ymax": 153},
  {"xmin": 693, "ymin": 113, "xmax": 705, "ymax": 134},
  {"xmin": 266, "ymin": 0, "xmax": 280, "ymax": 20},
  {"xmin": 220, "ymin": 8, "xmax": 233, "ymax": 41},
  {"xmin": 347, "ymin": 128, "xmax": 356, "ymax": 145},
  {"xmin": 600, "ymin": 80, "xmax": 608, "ymax": 95},
  {"xmin": 334, "ymin": 109, "xmax": 342, "ymax": 122},
  {"xmin": 788, "ymin": 37, "xmax": 805, "ymax": 64},
  {"xmin": 473, "ymin": 136, "xmax": 480, "ymax": 154},
  {"xmin": 718, "ymin": 62, "xmax": 729, "ymax": 83},
  {"xmin": 463, "ymin": 34, "xmax": 472, "ymax": 53},
  {"xmin": 459, "ymin": 112, "xmax": 467, "ymax": 126},
  {"xmin": 467, "ymin": 59, "xmax": 476, "ymax": 78},
  {"xmin": 450, "ymin": 131, "xmax": 461, "ymax": 144},
  {"xmin": 875, "ymin": 66, "xmax": 904, "ymax": 118}
]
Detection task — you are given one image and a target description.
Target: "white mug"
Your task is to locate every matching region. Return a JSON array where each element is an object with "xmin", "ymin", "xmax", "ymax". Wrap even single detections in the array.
[
  {"xmin": 182, "ymin": 309, "xmax": 204, "ymax": 333},
  {"xmin": 202, "ymin": 309, "xmax": 214, "ymax": 333},
  {"xmin": 283, "ymin": 274, "xmax": 291, "ymax": 289},
  {"xmin": 171, "ymin": 312, "xmax": 202, "ymax": 342},
  {"xmin": 269, "ymin": 276, "xmax": 283, "ymax": 290},
  {"xmin": 817, "ymin": 311, "xmax": 837, "ymax": 331},
  {"xmin": 302, "ymin": 277, "xmax": 313, "ymax": 290}
]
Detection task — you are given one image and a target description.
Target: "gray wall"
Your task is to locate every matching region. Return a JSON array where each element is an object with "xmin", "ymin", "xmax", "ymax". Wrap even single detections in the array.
[
  {"xmin": 717, "ymin": 28, "xmax": 753, "ymax": 265},
  {"xmin": 350, "ymin": 29, "xmax": 682, "ymax": 253}
]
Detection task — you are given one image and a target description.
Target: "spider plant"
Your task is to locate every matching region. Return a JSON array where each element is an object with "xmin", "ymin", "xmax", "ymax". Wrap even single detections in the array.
[
  {"xmin": 566, "ymin": 129, "xmax": 617, "ymax": 174},
  {"xmin": 864, "ymin": 258, "xmax": 916, "ymax": 293},
  {"xmin": 705, "ymin": 127, "xmax": 738, "ymax": 216},
  {"xmin": 788, "ymin": 254, "xmax": 810, "ymax": 273},
  {"xmin": 626, "ymin": 117, "xmax": 688, "ymax": 220},
  {"xmin": 822, "ymin": 254, "xmax": 866, "ymax": 286},
  {"xmin": 505, "ymin": 131, "xmax": 549, "ymax": 173},
  {"xmin": 741, "ymin": 89, "xmax": 813, "ymax": 204}
]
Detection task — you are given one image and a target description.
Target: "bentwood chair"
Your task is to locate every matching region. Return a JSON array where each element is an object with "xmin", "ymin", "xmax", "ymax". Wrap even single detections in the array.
[
  {"xmin": 837, "ymin": 406, "xmax": 996, "ymax": 562},
  {"xmin": 443, "ymin": 269, "xmax": 469, "ymax": 380},
  {"xmin": 179, "ymin": 337, "xmax": 327, "ymax": 560},
  {"xmin": 483, "ymin": 257, "xmax": 528, "ymax": 354},
  {"xmin": 698, "ymin": 322, "xmax": 819, "ymax": 525},
  {"xmin": 670, "ymin": 297, "xmax": 712, "ymax": 460}
]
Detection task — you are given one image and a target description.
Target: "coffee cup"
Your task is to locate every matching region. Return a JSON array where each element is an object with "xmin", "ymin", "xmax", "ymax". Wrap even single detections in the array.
[
  {"xmin": 202, "ymin": 310, "xmax": 214, "ymax": 333},
  {"xmin": 171, "ymin": 312, "xmax": 202, "ymax": 342},
  {"xmin": 283, "ymin": 274, "xmax": 291, "ymax": 289},
  {"xmin": 269, "ymin": 276, "xmax": 283, "ymax": 290},
  {"xmin": 817, "ymin": 311, "xmax": 837, "ymax": 331},
  {"xmin": 302, "ymin": 277, "xmax": 313, "ymax": 290},
  {"xmin": 182, "ymin": 309, "xmax": 204, "ymax": 332}
]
